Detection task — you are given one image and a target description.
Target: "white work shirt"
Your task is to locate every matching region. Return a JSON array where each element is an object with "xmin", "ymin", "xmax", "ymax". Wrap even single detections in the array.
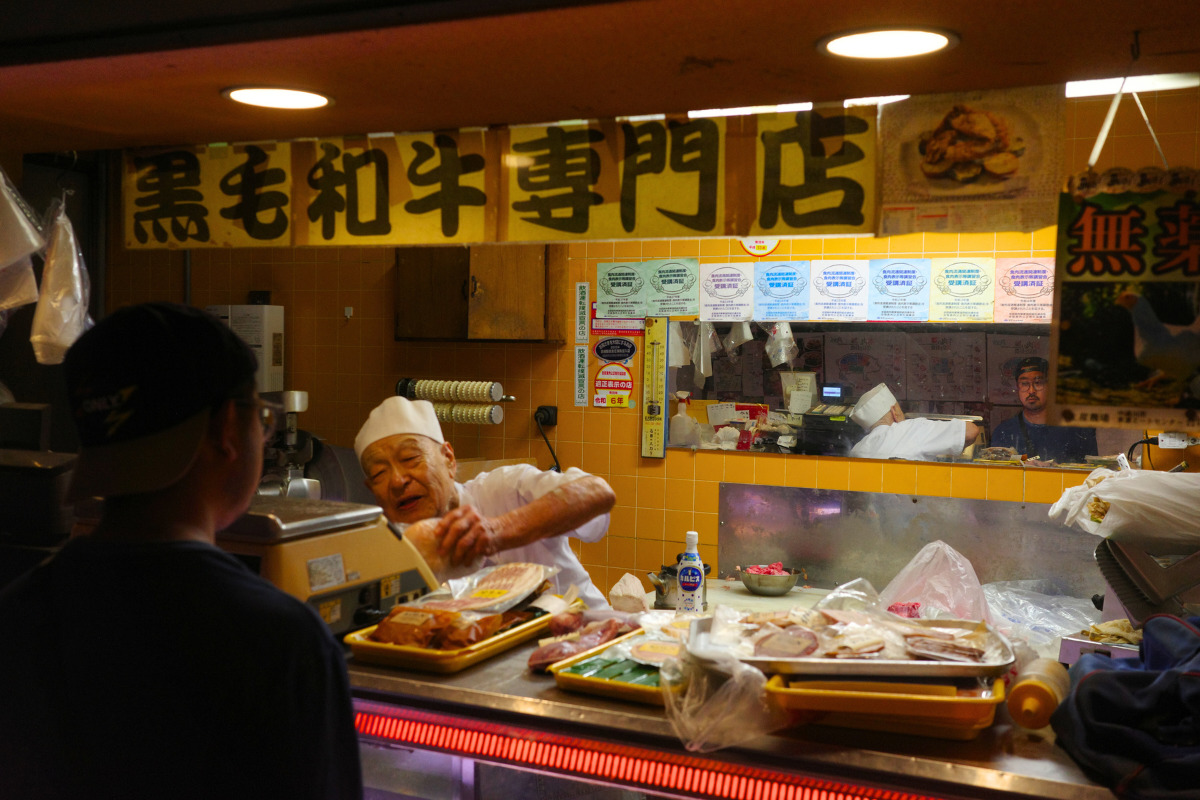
[
  {"xmin": 456, "ymin": 465, "xmax": 610, "ymax": 609},
  {"xmin": 849, "ymin": 417, "xmax": 967, "ymax": 461}
]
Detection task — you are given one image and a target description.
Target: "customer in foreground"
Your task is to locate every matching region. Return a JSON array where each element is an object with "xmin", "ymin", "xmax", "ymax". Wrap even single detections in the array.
[{"xmin": 0, "ymin": 303, "xmax": 362, "ymax": 800}]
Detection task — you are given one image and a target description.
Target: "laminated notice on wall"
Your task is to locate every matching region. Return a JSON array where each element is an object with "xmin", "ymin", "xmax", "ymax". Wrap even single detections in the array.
[{"xmin": 810, "ymin": 260, "xmax": 868, "ymax": 321}]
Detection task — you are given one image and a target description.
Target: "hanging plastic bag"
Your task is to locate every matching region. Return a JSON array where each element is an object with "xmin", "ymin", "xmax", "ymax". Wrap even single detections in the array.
[
  {"xmin": 0, "ymin": 255, "xmax": 39, "ymax": 313},
  {"xmin": 667, "ymin": 320, "xmax": 690, "ymax": 367},
  {"xmin": 660, "ymin": 650, "xmax": 788, "ymax": 753},
  {"xmin": 691, "ymin": 321, "xmax": 719, "ymax": 389},
  {"xmin": 30, "ymin": 200, "xmax": 93, "ymax": 364},
  {"xmin": 761, "ymin": 321, "xmax": 798, "ymax": 368},
  {"xmin": 721, "ymin": 320, "xmax": 754, "ymax": 365},
  {"xmin": 878, "ymin": 540, "xmax": 992, "ymax": 622},
  {"xmin": 0, "ymin": 167, "xmax": 44, "ymax": 272}
]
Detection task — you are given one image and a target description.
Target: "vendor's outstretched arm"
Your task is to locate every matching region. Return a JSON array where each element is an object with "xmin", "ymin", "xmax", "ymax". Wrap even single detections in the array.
[{"xmin": 435, "ymin": 476, "xmax": 616, "ymax": 566}]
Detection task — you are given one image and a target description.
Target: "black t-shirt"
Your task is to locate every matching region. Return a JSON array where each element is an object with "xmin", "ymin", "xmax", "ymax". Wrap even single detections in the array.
[
  {"xmin": 991, "ymin": 414, "xmax": 1098, "ymax": 463},
  {"xmin": 0, "ymin": 537, "xmax": 363, "ymax": 800}
]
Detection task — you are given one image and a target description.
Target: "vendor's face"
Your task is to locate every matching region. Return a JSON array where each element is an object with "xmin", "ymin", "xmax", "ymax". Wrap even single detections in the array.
[
  {"xmin": 1017, "ymin": 371, "xmax": 1048, "ymax": 414},
  {"xmin": 361, "ymin": 434, "xmax": 458, "ymax": 524}
]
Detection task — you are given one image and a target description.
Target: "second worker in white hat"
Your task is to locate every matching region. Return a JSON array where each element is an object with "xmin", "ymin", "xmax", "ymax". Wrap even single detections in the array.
[
  {"xmin": 355, "ymin": 397, "xmax": 616, "ymax": 609},
  {"xmin": 848, "ymin": 383, "xmax": 980, "ymax": 461}
]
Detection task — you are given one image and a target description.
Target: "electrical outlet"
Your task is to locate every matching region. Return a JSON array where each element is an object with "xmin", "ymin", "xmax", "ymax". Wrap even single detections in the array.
[
  {"xmin": 534, "ymin": 405, "xmax": 558, "ymax": 426},
  {"xmin": 1157, "ymin": 431, "xmax": 1190, "ymax": 449}
]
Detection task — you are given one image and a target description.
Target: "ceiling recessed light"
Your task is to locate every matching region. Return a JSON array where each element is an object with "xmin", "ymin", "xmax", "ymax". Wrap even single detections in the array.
[
  {"xmin": 222, "ymin": 87, "xmax": 331, "ymax": 110},
  {"xmin": 819, "ymin": 28, "xmax": 958, "ymax": 59}
]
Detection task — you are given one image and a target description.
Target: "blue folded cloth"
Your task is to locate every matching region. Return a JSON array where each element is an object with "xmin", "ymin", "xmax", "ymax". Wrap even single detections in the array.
[{"xmin": 1051, "ymin": 614, "xmax": 1200, "ymax": 799}]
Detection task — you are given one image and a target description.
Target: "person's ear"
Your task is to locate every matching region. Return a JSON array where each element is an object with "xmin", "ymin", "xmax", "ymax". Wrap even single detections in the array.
[
  {"xmin": 211, "ymin": 401, "xmax": 241, "ymax": 460},
  {"xmin": 440, "ymin": 441, "xmax": 457, "ymax": 478}
]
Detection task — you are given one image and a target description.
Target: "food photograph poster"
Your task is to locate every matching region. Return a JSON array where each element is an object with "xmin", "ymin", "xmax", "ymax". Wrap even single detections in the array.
[
  {"xmin": 878, "ymin": 84, "xmax": 1065, "ymax": 235},
  {"xmin": 1050, "ymin": 167, "xmax": 1200, "ymax": 429}
]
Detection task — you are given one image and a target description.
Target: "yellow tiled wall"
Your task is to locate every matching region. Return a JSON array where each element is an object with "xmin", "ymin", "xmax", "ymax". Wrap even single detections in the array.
[{"xmin": 104, "ymin": 89, "xmax": 1198, "ymax": 595}]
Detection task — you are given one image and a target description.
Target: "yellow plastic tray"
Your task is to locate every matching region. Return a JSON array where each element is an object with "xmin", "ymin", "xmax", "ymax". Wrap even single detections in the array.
[
  {"xmin": 548, "ymin": 630, "xmax": 668, "ymax": 706},
  {"xmin": 765, "ymin": 674, "xmax": 1005, "ymax": 741},
  {"xmin": 346, "ymin": 612, "xmax": 554, "ymax": 674}
]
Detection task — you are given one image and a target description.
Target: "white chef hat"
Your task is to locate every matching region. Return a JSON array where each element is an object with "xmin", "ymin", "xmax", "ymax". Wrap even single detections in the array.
[
  {"xmin": 355, "ymin": 397, "xmax": 444, "ymax": 461},
  {"xmin": 849, "ymin": 383, "xmax": 898, "ymax": 430}
]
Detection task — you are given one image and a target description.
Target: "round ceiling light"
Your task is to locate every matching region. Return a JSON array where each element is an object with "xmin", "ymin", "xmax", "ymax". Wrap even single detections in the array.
[
  {"xmin": 819, "ymin": 28, "xmax": 958, "ymax": 59},
  {"xmin": 222, "ymin": 87, "xmax": 331, "ymax": 109}
]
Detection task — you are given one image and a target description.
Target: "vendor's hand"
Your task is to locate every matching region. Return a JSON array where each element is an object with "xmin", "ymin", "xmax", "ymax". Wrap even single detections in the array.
[{"xmin": 435, "ymin": 505, "xmax": 502, "ymax": 566}]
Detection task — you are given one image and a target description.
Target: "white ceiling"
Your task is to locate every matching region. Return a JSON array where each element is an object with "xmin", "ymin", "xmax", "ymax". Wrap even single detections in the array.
[{"xmin": 3, "ymin": 1, "xmax": 1200, "ymax": 156}]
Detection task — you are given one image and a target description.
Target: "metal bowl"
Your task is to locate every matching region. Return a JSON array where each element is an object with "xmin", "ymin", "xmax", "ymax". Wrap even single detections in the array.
[{"xmin": 738, "ymin": 567, "xmax": 800, "ymax": 596}]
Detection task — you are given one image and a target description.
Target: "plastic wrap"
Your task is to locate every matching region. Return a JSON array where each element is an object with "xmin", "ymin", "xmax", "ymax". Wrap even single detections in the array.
[
  {"xmin": 660, "ymin": 649, "xmax": 788, "ymax": 752},
  {"xmin": 983, "ymin": 580, "xmax": 1100, "ymax": 658},
  {"xmin": 417, "ymin": 562, "xmax": 560, "ymax": 613},
  {"xmin": 0, "ymin": 168, "xmax": 43, "ymax": 270},
  {"xmin": 30, "ymin": 201, "xmax": 93, "ymax": 364},
  {"xmin": 879, "ymin": 540, "xmax": 992, "ymax": 623}
]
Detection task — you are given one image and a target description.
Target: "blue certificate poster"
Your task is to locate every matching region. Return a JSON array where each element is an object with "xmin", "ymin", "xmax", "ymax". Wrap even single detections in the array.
[
  {"xmin": 753, "ymin": 261, "xmax": 809, "ymax": 321},
  {"xmin": 868, "ymin": 258, "xmax": 930, "ymax": 321}
]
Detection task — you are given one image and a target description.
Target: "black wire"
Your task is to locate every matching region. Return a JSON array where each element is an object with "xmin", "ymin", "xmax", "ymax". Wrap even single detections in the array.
[
  {"xmin": 535, "ymin": 417, "xmax": 561, "ymax": 473},
  {"xmin": 1127, "ymin": 436, "xmax": 1156, "ymax": 464}
]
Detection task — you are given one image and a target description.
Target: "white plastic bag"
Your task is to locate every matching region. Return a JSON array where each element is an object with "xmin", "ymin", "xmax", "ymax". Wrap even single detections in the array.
[
  {"xmin": 878, "ymin": 540, "xmax": 992, "ymax": 622},
  {"xmin": 0, "ymin": 255, "xmax": 39, "ymax": 313},
  {"xmin": 30, "ymin": 202, "xmax": 93, "ymax": 364},
  {"xmin": 0, "ymin": 168, "xmax": 44, "ymax": 270},
  {"xmin": 1049, "ymin": 467, "xmax": 1200, "ymax": 544},
  {"xmin": 660, "ymin": 650, "xmax": 788, "ymax": 752}
]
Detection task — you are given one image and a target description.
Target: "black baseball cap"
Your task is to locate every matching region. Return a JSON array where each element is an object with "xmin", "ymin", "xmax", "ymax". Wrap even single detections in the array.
[
  {"xmin": 63, "ymin": 303, "xmax": 257, "ymax": 501},
  {"xmin": 1015, "ymin": 356, "xmax": 1049, "ymax": 381}
]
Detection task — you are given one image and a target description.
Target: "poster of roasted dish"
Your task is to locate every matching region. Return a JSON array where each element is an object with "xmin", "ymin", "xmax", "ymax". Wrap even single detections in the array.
[
  {"xmin": 879, "ymin": 85, "xmax": 1064, "ymax": 235},
  {"xmin": 1049, "ymin": 166, "xmax": 1200, "ymax": 430}
]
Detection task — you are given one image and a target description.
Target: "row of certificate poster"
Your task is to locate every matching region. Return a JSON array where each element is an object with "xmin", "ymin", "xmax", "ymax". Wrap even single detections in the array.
[{"xmin": 596, "ymin": 257, "xmax": 1054, "ymax": 324}]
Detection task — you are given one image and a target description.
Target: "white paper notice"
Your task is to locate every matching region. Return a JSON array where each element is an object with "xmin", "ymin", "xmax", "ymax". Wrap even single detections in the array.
[
  {"xmin": 810, "ymin": 260, "xmax": 868, "ymax": 321},
  {"xmin": 644, "ymin": 258, "xmax": 700, "ymax": 316},
  {"xmin": 752, "ymin": 261, "xmax": 809, "ymax": 321},
  {"xmin": 929, "ymin": 258, "xmax": 995, "ymax": 322},
  {"xmin": 597, "ymin": 262, "xmax": 648, "ymax": 318},
  {"xmin": 699, "ymin": 263, "xmax": 754, "ymax": 321},
  {"xmin": 994, "ymin": 258, "xmax": 1054, "ymax": 323}
]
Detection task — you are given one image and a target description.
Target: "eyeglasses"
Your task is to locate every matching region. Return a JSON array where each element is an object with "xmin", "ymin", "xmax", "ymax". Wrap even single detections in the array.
[
  {"xmin": 235, "ymin": 397, "xmax": 283, "ymax": 439},
  {"xmin": 1017, "ymin": 378, "xmax": 1047, "ymax": 390}
]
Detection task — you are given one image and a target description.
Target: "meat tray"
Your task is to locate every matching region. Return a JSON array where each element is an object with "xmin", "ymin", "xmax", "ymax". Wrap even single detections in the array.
[
  {"xmin": 690, "ymin": 617, "xmax": 1016, "ymax": 678},
  {"xmin": 547, "ymin": 630, "xmax": 665, "ymax": 706},
  {"xmin": 346, "ymin": 612, "xmax": 553, "ymax": 674}
]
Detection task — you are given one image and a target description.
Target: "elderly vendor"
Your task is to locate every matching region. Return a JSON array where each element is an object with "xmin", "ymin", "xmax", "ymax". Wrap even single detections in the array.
[
  {"xmin": 355, "ymin": 397, "xmax": 615, "ymax": 609},
  {"xmin": 848, "ymin": 383, "xmax": 979, "ymax": 461}
]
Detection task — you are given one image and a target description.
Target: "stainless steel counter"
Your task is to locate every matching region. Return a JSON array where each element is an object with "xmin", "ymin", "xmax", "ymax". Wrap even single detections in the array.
[{"xmin": 348, "ymin": 636, "xmax": 1115, "ymax": 800}]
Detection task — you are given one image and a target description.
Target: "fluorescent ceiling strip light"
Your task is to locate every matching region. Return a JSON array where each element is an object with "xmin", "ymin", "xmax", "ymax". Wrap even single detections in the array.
[
  {"xmin": 844, "ymin": 95, "xmax": 910, "ymax": 107},
  {"xmin": 1066, "ymin": 72, "xmax": 1199, "ymax": 98},
  {"xmin": 689, "ymin": 102, "xmax": 812, "ymax": 119}
]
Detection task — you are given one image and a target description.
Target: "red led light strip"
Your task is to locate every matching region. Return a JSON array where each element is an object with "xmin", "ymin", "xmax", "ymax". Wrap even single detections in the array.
[{"xmin": 354, "ymin": 702, "xmax": 950, "ymax": 800}]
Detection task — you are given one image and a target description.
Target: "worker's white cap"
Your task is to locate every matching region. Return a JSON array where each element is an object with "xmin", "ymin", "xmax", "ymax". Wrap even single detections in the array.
[
  {"xmin": 355, "ymin": 397, "xmax": 444, "ymax": 461},
  {"xmin": 849, "ymin": 383, "xmax": 898, "ymax": 430}
]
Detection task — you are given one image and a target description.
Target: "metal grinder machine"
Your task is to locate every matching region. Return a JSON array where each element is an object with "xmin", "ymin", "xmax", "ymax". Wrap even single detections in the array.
[{"xmin": 217, "ymin": 497, "xmax": 439, "ymax": 636}]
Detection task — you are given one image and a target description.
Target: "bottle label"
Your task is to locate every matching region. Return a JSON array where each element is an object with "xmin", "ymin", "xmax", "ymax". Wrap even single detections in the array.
[{"xmin": 678, "ymin": 565, "xmax": 703, "ymax": 592}]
